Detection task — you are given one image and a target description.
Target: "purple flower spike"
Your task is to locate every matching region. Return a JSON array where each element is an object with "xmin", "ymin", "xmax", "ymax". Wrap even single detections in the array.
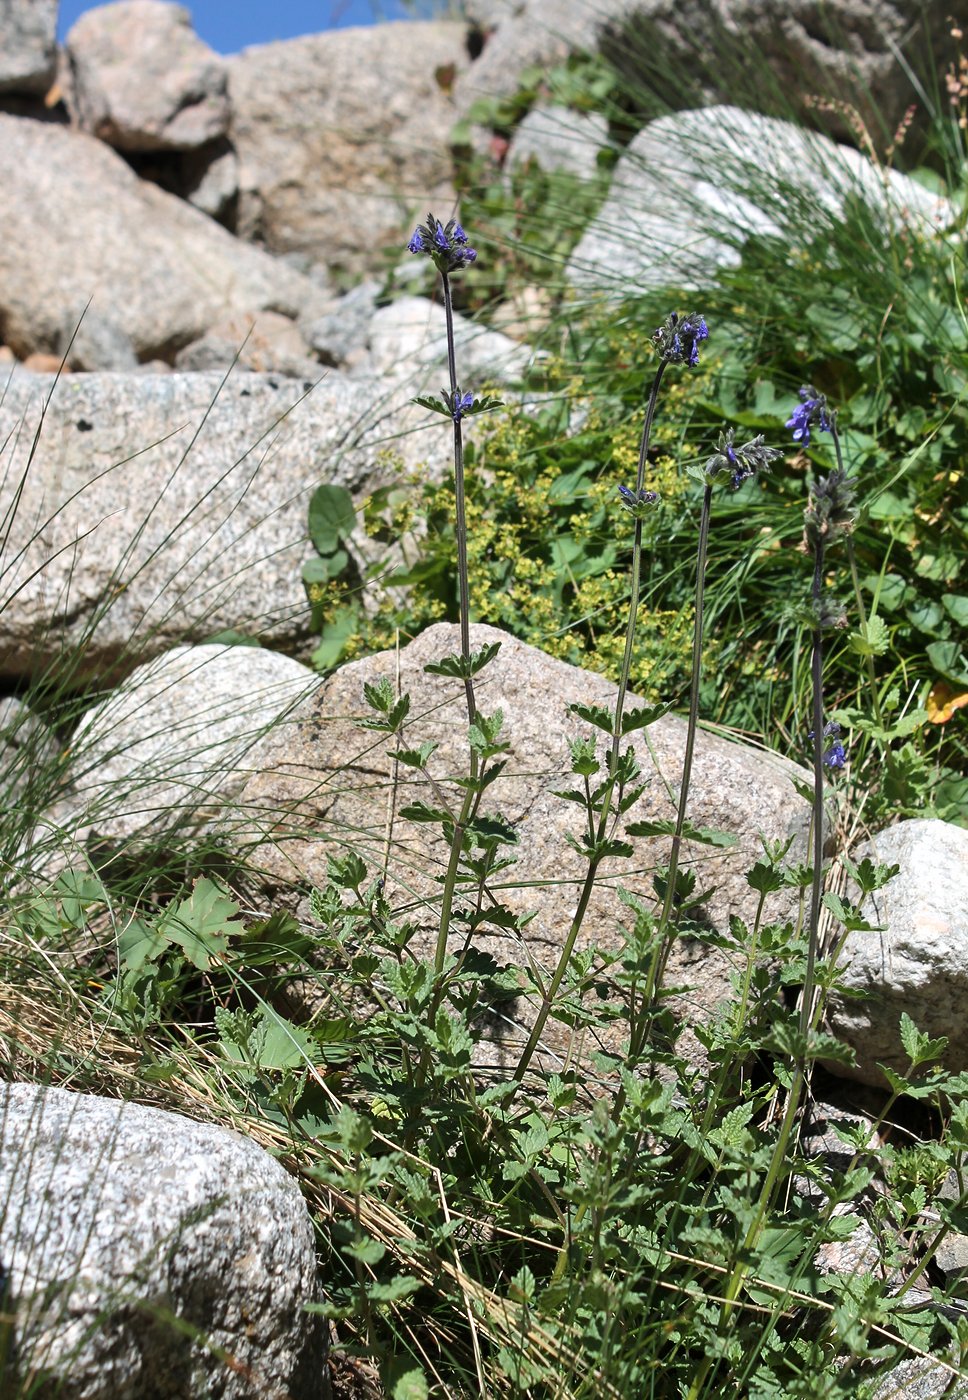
[
  {"xmin": 653, "ymin": 311, "xmax": 709, "ymax": 368},
  {"xmin": 824, "ymin": 741, "xmax": 847, "ymax": 769},
  {"xmin": 405, "ymin": 213, "xmax": 479, "ymax": 274},
  {"xmin": 786, "ymin": 385, "xmax": 832, "ymax": 448}
]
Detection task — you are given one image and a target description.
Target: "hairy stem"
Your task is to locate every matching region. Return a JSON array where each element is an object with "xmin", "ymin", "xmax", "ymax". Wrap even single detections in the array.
[{"xmin": 512, "ymin": 363, "xmax": 665, "ymax": 1087}]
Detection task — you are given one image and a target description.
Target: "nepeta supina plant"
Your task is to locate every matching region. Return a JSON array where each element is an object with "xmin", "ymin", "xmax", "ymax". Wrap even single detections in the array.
[
  {"xmin": 623, "ymin": 417, "xmax": 780, "ymax": 1063},
  {"xmin": 798, "ymin": 392, "xmax": 858, "ymax": 1042},
  {"xmin": 406, "ymin": 213, "xmax": 503, "ymax": 985},
  {"xmin": 513, "ymin": 311, "xmax": 715, "ymax": 1086}
]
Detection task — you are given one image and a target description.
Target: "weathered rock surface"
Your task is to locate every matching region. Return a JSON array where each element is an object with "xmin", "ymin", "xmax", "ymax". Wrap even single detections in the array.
[
  {"xmin": 505, "ymin": 105, "xmax": 608, "ymax": 181},
  {"xmin": 64, "ymin": 1, "xmax": 230, "ymax": 152},
  {"xmin": 302, "ymin": 281, "xmax": 383, "ymax": 371},
  {"xmin": 454, "ymin": 0, "xmax": 636, "ymax": 116},
  {"xmin": 173, "ymin": 310, "xmax": 321, "ymax": 378},
  {"xmin": 0, "ymin": 0, "xmax": 57, "ymax": 95},
  {"xmin": 228, "ymin": 23, "xmax": 467, "ymax": 277},
  {"xmin": 0, "ymin": 697, "xmax": 59, "ymax": 804},
  {"xmin": 364, "ymin": 295, "xmax": 537, "ymax": 380},
  {"xmin": 233, "ymin": 622, "xmax": 813, "ymax": 1070},
  {"xmin": 0, "ymin": 1081, "xmax": 325, "ymax": 1399},
  {"xmin": 459, "ymin": 0, "xmax": 954, "ymax": 145},
  {"xmin": 826, "ymin": 819, "xmax": 968, "ymax": 1087},
  {"xmin": 61, "ymin": 644, "xmax": 317, "ymax": 843},
  {"xmin": 0, "ymin": 115, "xmax": 327, "ymax": 361},
  {"xmin": 567, "ymin": 106, "xmax": 951, "ymax": 295},
  {"xmin": 0, "ymin": 370, "xmax": 431, "ymax": 681},
  {"xmin": 57, "ymin": 306, "xmax": 139, "ymax": 372}
]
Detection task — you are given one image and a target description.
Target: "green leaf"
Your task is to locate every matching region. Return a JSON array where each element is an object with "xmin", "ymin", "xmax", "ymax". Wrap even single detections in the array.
[
  {"xmin": 621, "ymin": 701, "xmax": 673, "ymax": 734},
  {"xmin": 117, "ymin": 916, "xmax": 163, "ymax": 972},
  {"xmin": 328, "ymin": 852, "xmax": 368, "ymax": 890},
  {"xmin": 310, "ymin": 606, "xmax": 357, "ymax": 672},
  {"xmin": 302, "ymin": 551, "xmax": 347, "ymax": 588},
  {"xmin": 308, "ymin": 484, "xmax": 356, "ymax": 554},
  {"xmin": 848, "ymin": 615, "xmax": 890, "ymax": 657},
  {"xmin": 899, "ymin": 1012, "xmax": 948, "ymax": 1068},
  {"xmin": 570, "ymin": 702, "xmax": 614, "ymax": 734},
  {"xmin": 411, "ymin": 394, "xmax": 451, "ymax": 417},
  {"xmin": 399, "ymin": 801, "xmax": 450, "ymax": 824},
  {"xmin": 424, "ymin": 641, "xmax": 502, "ymax": 679},
  {"xmin": 385, "ymin": 1360, "xmax": 429, "ymax": 1400},
  {"xmin": 927, "ymin": 640, "xmax": 968, "ymax": 684},
  {"xmin": 343, "ymin": 1236, "xmax": 386, "ymax": 1266},
  {"xmin": 388, "ymin": 742, "xmax": 438, "ymax": 769},
  {"xmin": 156, "ymin": 877, "xmax": 243, "ymax": 970},
  {"xmin": 625, "ymin": 818, "xmax": 738, "ymax": 848},
  {"xmin": 942, "ymin": 594, "xmax": 968, "ymax": 627},
  {"xmin": 368, "ymin": 1276, "xmax": 421, "ymax": 1303},
  {"xmin": 219, "ymin": 1007, "xmax": 319, "ymax": 1071}
]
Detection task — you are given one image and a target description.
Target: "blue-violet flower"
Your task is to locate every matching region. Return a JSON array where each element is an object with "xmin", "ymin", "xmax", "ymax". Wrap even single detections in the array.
[
  {"xmin": 653, "ymin": 311, "xmax": 709, "ymax": 368},
  {"xmin": 618, "ymin": 484, "xmax": 660, "ymax": 518},
  {"xmin": 407, "ymin": 212, "xmax": 478, "ymax": 273},
  {"xmin": 452, "ymin": 389, "xmax": 474, "ymax": 423},
  {"xmin": 809, "ymin": 720, "xmax": 847, "ymax": 769},
  {"xmin": 786, "ymin": 385, "xmax": 832, "ymax": 448},
  {"xmin": 703, "ymin": 428, "xmax": 780, "ymax": 488}
]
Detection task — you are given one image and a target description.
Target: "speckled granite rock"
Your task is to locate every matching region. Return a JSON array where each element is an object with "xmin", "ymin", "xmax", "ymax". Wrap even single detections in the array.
[
  {"xmin": 826, "ymin": 819, "xmax": 968, "ymax": 1087},
  {"xmin": 231, "ymin": 622, "xmax": 814, "ymax": 1072},
  {"xmin": 0, "ymin": 1081, "xmax": 326, "ymax": 1399}
]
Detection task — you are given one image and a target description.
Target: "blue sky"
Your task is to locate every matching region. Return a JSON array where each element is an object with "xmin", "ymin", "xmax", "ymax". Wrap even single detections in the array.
[{"xmin": 57, "ymin": 1, "xmax": 436, "ymax": 53}]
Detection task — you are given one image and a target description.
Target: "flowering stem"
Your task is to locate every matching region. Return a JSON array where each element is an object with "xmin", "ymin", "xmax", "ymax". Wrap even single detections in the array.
[
  {"xmin": 629, "ymin": 480, "xmax": 712, "ymax": 1065},
  {"xmin": 431, "ymin": 270, "xmax": 479, "ymax": 987},
  {"xmin": 830, "ymin": 423, "xmax": 883, "ymax": 733},
  {"xmin": 802, "ymin": 536, "xmax": 826, "ymax": 1044},
  {"xmin": 442, "ymin": 270, "xmax": 476, "ymax": 726},
  {"xmin": 609, "ymin": 364, "xmax": 664, "ymax": 774},
  {"xmin": 512, "ymin": 363, "xmax": 665, "ymax": 1087}
]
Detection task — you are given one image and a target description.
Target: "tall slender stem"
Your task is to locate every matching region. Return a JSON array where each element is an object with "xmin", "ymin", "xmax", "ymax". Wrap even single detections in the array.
[
  {"xmin": 442, "ymin": 270, "xmax": 476, "ymax": 725},
  {"xmin": 629, "ymin": 481, "xmax": 712, "ymax": 1061},
  {"xmin": 608, "ymin": 365, "xmax": 665, "ymax": 776},
  {"xmin": 512, "ymin": 363, "xmax": 664, "ymax": 1087},
  {"xmin": 801, "ymin": 537, "xmax": 826, "ymax": 1043},
  {"xmin": 830, "ymin": 423, "xmax": 883, "ymax": 732},
  {"xmin": 431, "ymin": 270, "xmax": 478, "ymax": 985}
]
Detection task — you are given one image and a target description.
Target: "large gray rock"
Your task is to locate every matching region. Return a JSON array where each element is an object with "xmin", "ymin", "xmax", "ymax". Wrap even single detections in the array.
[
  {"xmin": 233, "ymin": 622, "xmax": 813, "ymax": 1071},
  {"xmin": 826, "ymin": 819, "xmax": 968, "ymax": 1087},
  {"xmin": 64, "ymin": 1, "xmax": 230, "ymax": 152},
  {"xmin": 302, "ymin": 281, "xmax": 383, "ymax": 371},
  {"xmin": 173, "ymin": 310, "xmax": 321, "ymax": 378},
  {"xmin": 0, "ymin": 697, "xmax": 59, "ymax": 804},
  {"xmin": 364, "ymin": 295, "xmax": 537, "ymax": 381},
  {"xmin": 0, "ymin": 0, "xmax": 57, "ymax": 95},
  {"xmin": 458, "ymin": 0, "xmax": 954, "ymax": 145},
  {"xmin": 505, "ymin": 105, "xmax": 609, "ymax": 181},
  {"xmin": 228, "ymin": 23, "xmax": 467, "ymax": 278},
  {"xmin": 0, "ymin": 370, "xmax": 435, "ymax": 682},
  {"xmin": 0, "ymin": 1081, "xmax": 325, "ymax": 1399},
  {"xmin": 567, "ymin": 106, "xmax": 952, "ymax": 295},
  {"xmin": 454, "ymin": 0, "xmax": 637, "ymax": 116},
  {"xmin": 0, "ymin": 115, "xmax": 327, "ymax": 362},
  {"xmin": 57, "ymin": 306, "xmax": 140, "ymax": 372},
  {"xmin": 59, "ymin": 644, "xmax": 317, "ymax": 844}
]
